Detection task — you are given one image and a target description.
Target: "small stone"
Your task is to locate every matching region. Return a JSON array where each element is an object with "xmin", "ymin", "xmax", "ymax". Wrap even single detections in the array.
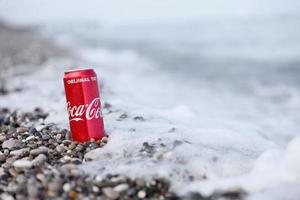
[
  {"xmin": 84, "ymin": 149, "xmax": 100, "ymax": 161},
  {"xmin": 63, "ymin": 183, "xmax": 71, "ymax": 192},
  {"xmin": 13, "ymin": 160, "xmax": 32, "ymax": 170},
  {"xmin": 41, "ymin": 134, "xmax": 50, "ymax": 141},
  {"xmin": 30, "ymin": 146, "xmax": 49, "ymax": 155},
  {"xmin": 16, "ymin": 174, "xmax": 27, "ymax": 184},
  {"xmin": 55, "ymin": 145, "xmax": 66, "ymax": 153},
  {"xmin": 68, "ymin": 142, "xmax": 77, "ymax": 150},
  {"xmin": 113, "ymin": 183, "xmax": 129, "ymax": 192},
  {"xmin": 136, "ymin": 178, "xmax": 146, "ymax": 187},
  {"xmin": 101, "ymin": 136, "xmax": 108, "ymax": 143},
  {"xmin": 119, "ymin": 113, "xmax": 128, "ymax": 120},
  {"xmin": 127, "ymin": 188, "xmax": 136, "ymax": 196},
  {"xmin": 2, "ymin": 139, "xmax": 19, "ymax": 150},
  {"xmin": 68, "ymin": 190, "xmax": 78, "ymax": 199},
  {"xmin": 60, "ymin": 155, "xmax": 71, "ymax": 163},
  {"xmin": 0, "ymin": 193, "xmax": 14, "ymax": 200},
  {"xmin": 27, "ymin": 180, "xmax": 40, "ymax": 198},
  {"xmin": 62, "ymin": 139, "xmax": 72, "ymax": 145},
  {"xmin": 25, "ymin": 135, "xmax": 35, "ymax": 141},
  {"xmin": 10, "ymin": 148, "xmax": 30, "ymax": 157},
  {"xmin": 48, "ymin": 178, "xmax": 62, "ymax": 197},
  {"xmin": 37, "ymin": 174, "xmax": 46, "ymax": 184},
  {"xmin": 62, "ymin": 163, "xmax": 78, "ymax": 171},
  {"xmin": 133, "ymin": 116, "xmax": 145, "ymax": 121},
  {"xmin": 55, "ymin": 134, "xmax": 62, "ymax": 140},
  {"xmin": 17, "ymin": 126, "xmax": 29, "ymax": 133},
  {"xmin": 31, "ymin": 154, "xmax": 47, "ymax": 166},
  {"xmin": 0, "ymin": 151, "xmax": 6, "ymax": 161},
  {"xmin": 111, "ymin": 176, "xmax": 126, "ymax": 183},
  {"xmin": 0, "ymin": 135, "xmax": 6, "ymax": 142},
  {"xmin": 8, "ymin": 168, "xmax": 18, "ymax": 176},
  {"xmin": 0, "ymin": 167, "xmax": 5, "ymax": 176},
  {"xmin": 102, "ymin": 187, "xmax": 119, "ymax": 200},
  {"xmin": 137, "ymin": 190, "xmax": 146, "ymax": 199},
  {"xmin": 36, "ymin": 125, "xmax": 46, "ymax": 132},
  {"xmin": 92, "ymin": 186, "xmax": 99, "ymax": 193},
  {"xmin": 28, "ymin": 127, "xmax": 38, "ymax": 135}
]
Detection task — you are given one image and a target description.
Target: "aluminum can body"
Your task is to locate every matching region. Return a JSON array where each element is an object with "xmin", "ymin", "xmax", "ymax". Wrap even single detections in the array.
[{"xmin": 63, "ymin": 68, "xmax": 105, "ymax": 142}]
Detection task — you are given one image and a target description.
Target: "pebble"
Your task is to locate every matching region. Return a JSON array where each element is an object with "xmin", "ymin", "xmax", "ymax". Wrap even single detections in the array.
[
  {"xmin": 63, "ymin": 183, "xmax": 71, "ymax": 192},
  {"xmin": 41, "ymin": 134, "xmax": 50, "ymax": 140},
  {"xmin": 114, "ymin": 183, "xmax": 129, "ymax": 192},
  {"xmin": 55, "ymin": 145, "xmax": 66, "ymax": 153},
  {"xmin": 84, "ymin": 149, "xmax": 99, "ymax": 161},
  {"xmin": 0, "ymin": 193, "xmax": 14, "ymax": 200},
  {"xmin": 102, "ymin": 187, "xmax": 120, "ymax": 200},
  {"xmin": 0, "ymin": 135, "xmax": 6, "ymax": 142},
  {"xmin": 137, "ymin": 190, "xmax": 147, "ymax": 199},
  {"xmin": 62, "ymin": 163, "xmax": 78, "ymax": 171},
  {"xmin": 2, "ymin": 139, "xmax": 19, "ymax": 150},
  {"xmin": 17, "ymin": 126, "xmax": 29, "ymax": 133},
  {"xmin": 27, "ymin": 180, "xmax": 40, "ymax": 198},
  {"xmin": 10, "ymin": 148, "xmax": 30, "ymax": 156},
  {"xmin": 0, "ymin": 151, "xmax": 6, "ymax": 161},
  {"xmin": 36, "ymin": 125, "xmax": 46, "ymax": 132},
  {"xmin": 31, "ymin": 154, "xmax": 47, "ymax": 166},
  {"xmin": 30, "ymin": 146, "xmax": 49, "ymax": 155},
  {"xmin": 48, "ymin": 178, "xmax": 62, "ymax": 197},
  {"xmin": 25, "ymin": 135, "xmax": 35, "ymax": 141},
  {"xmin": 0, "ymin": 108, "xmax": 241, "ymax": 200},
  {"xmin": 13, "ymin": 160, "xmax": 32, "ymax": 170},
  {"xmin": 101, "ymin": 136, "xmax": 108, "ymax": 143}
]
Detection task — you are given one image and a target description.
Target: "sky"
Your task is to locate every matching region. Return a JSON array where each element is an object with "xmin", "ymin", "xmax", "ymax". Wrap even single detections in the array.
[{"xmin": 0, "ymin": 0, "xmax": 299, "ymax": 25}]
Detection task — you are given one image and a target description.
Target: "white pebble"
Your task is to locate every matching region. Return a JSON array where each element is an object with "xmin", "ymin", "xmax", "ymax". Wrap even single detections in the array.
[
  {"xmin": 113, "ymin": 183, "xmax": 129, "ymax": 192},
  {"xmin": 138, "ymin": 190, "xmax": 146, "ymax": 199},
  {"xmin": 63, "ymin": 183, "xmax": 71, "ymax": 192},
  {"xmin": 13, "ymin": 160, "xmax": 32, "ymax": 169},
  {"xmin": 25, "ymin": 135, "xmax": 35, "ymax": 141}
]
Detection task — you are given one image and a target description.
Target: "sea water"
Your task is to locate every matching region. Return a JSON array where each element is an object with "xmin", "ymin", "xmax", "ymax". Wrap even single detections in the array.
[{"xmin": 1, "ymin": 0, "xmax": 300, "ymax": 198}]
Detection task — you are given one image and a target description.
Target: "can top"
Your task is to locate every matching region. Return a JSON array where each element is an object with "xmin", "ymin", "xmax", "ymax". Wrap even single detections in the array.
[{"xmin": 64, "ymin": 68, "xmax": 96, "ymax": 78}]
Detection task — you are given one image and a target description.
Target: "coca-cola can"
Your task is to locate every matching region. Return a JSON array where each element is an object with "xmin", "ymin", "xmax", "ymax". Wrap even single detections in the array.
[{"xmin": 63, "ymin": 68, "xmax": 105, "ymax": 142}]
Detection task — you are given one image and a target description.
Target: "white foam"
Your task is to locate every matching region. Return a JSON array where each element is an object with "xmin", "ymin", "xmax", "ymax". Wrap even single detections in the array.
[{"xmin": 1, "ymin": 42, "xmax": 300, "ymax": 199}]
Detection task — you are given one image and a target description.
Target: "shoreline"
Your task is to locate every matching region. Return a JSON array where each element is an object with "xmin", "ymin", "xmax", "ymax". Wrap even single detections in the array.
[
  {"xmin": 0, "ymin": 20, "xmax": 248, "ymax": 199},
  {"xmin": 0, "ymin": 20, "xmax": 68, "ymax": 78}
]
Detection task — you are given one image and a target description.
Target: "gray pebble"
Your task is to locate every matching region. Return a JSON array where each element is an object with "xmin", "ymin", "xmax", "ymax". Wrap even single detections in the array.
[
  {"xmin": 0, "ymin": 193, "xmax": 14, "ymax": 200},
  {"xmin": 10, "ymin": 148, "xmax": 30, "ymax": 157},
  {"xmin": 30, "ymin": 146, "xmax": 49, "ymax": 155},
  {"xmin": 2, "ymin": 139, "xmax": 19, "ymax": 150},
  {"xmin": 31, "ymin": 154, "xmax": 47, "ymax": 166},
  {"xmin": 0, "ymin": 151, "xmax": 6, "ymax": 162}
]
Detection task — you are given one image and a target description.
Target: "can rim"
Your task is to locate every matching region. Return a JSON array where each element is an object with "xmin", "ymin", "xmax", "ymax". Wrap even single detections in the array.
[{"xmin": 64, "ymin": 68, "xmax": 94, "ymax": 74}]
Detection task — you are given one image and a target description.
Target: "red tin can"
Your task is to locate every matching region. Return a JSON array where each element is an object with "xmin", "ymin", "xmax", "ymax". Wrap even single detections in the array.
[{"xmin": 63, "ymin": 68, "xmax": 105, "ymax": 142}]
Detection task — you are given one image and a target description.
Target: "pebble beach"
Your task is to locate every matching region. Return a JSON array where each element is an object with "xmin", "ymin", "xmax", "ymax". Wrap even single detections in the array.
[
  {"xmin": 1, "ymin": 1, "xmax": 300, "ymax": 199},
  {"xmin": 0, "ymin": 21, "xmax": 247, "ymax": 200}
]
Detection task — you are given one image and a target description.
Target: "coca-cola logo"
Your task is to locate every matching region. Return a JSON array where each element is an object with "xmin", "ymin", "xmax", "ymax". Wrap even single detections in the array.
[{"xmin": 67, "ymin": 98, "xmax": 102, "ymax": 122}]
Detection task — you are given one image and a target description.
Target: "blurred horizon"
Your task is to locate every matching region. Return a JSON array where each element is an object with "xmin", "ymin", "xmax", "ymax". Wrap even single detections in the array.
[
  {"xmin": 0, "ymin": 0, "xmax": 300, "ymax": 25},
  {"xmin": 1, "ymin": 0, "xmax": 300, "ymax": 144}
]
